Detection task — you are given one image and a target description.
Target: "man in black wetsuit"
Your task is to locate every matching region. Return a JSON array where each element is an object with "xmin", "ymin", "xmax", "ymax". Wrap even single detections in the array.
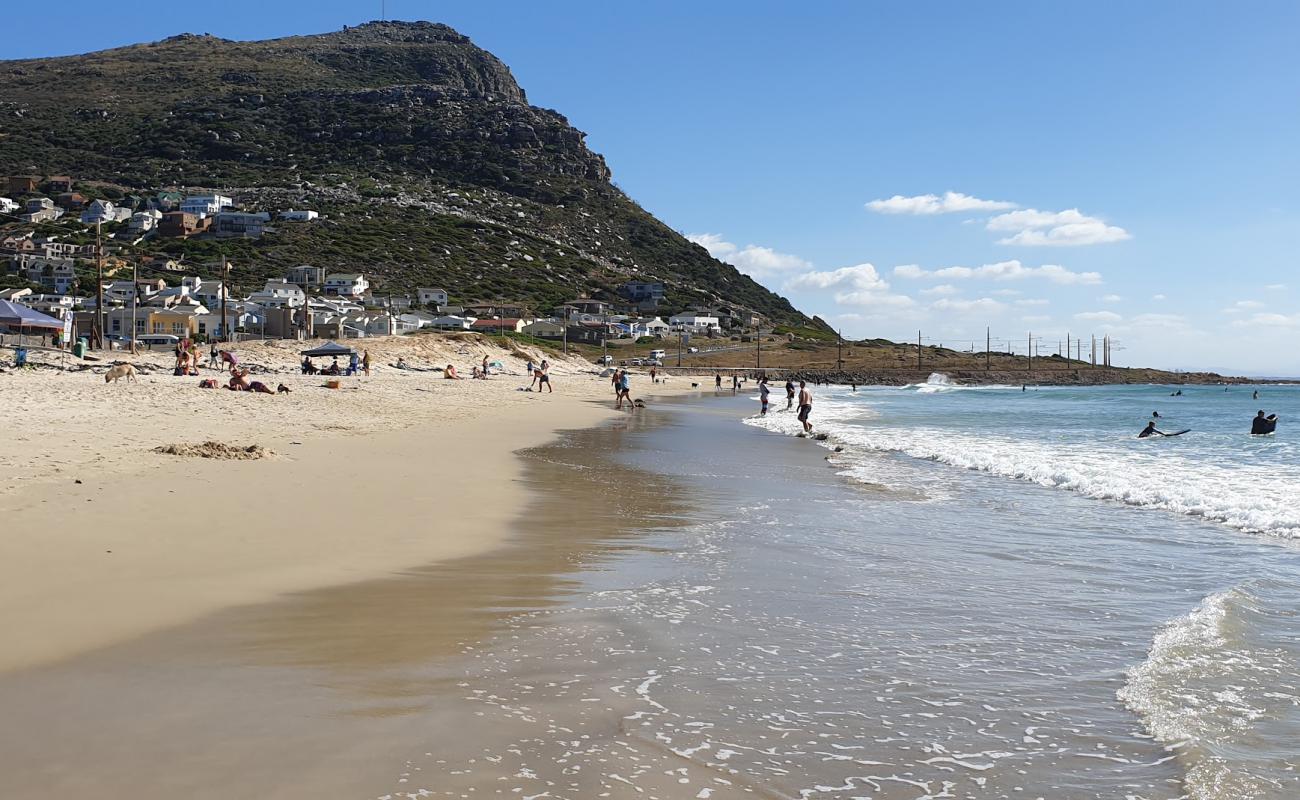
[
  {"xmin": 1138, "ymin": 421, "xmax": 1166, "ymax": 438},
  {"xmin": 1251, "ymin": 411, "xmax": 1279, "ymax": 434}
]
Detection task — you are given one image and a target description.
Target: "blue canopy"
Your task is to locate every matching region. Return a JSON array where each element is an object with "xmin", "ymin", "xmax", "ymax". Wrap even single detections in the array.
[{"xmin": 0, "ymin": 299, "xmax": 65, "ymax": 331}]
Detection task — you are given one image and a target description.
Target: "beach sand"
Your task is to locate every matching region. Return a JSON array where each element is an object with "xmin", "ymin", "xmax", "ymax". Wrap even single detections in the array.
[{"xmin": 0, "ymin": 335, "xmax": 688, "ymax": 674}]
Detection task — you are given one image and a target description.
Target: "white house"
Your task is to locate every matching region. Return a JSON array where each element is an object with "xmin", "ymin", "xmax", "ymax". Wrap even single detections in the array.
[
  {"xmin": 180, "ymin": 194, "xmax": 234, "ymax": 217},
  {"xmin": 324, "ymin": 273, "xmax": 369, "ymax": 298},
  {"xmin": 521, "ymin": 319, "xmax": 565, "ymax": 338},
  {"xmin": 429, "ymin": 314, "xmax": 476, "ymax": 330},
  {"xmin": 186, "ymin": 277, "xmax": 230, "ymax": 309},
  {"xmin": 0, "ymin": 197, "xmax": 16, "ymax": 214},
  {"xmin": 128, "ymin": 209, "xmax": 163, "ymax": 232},
  {"xmin": 278, "ymin": 210, "xmax": 318, "ymax": 221},
  {"xmin": 417, "ymin": 287, "xmax": 449, "ymax": 307},
  {"xmin": 247, "ymin": 279, "xmax": 307, "ymax": 308},
  {"xmin": 630, "ymin": 317, "xmax": 672, "ymax": 337},
  {"xmin": 669, "ymin": 314, "xmax": 720, "ymax": 332},
  {"xmin": 81, "ymin": 199, "xmax": 130, "ymax": 225}
]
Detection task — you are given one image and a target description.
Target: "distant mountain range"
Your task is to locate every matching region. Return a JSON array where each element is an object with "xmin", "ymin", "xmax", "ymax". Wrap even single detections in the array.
[{"xmin": 0, "ymin": 20, "xmax": 820, "ymax": 327}]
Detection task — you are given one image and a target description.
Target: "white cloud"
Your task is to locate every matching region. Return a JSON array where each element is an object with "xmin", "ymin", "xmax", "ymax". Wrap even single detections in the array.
[
  {"xmin": 1014, "ymin": 298, "xmax": 1050, "ymax": 307},
  {"xmin": 1131, "ymin": 313, "xmax": 1189, "ymax": 328},
  {"xmin": 920, "ymin": 284, "xmax": 960, "ymax": 296},
  {"xmin": 1231, "ymin": 312, "xmax": 1300, "ymax": 329},
  {"xmin": 1075, "ymin": 310, "xmax": 1123, "ymax": 323},
  {"xmin": 892, "ymin": 259, "xmax": 1102, "ymax": 285},
  {"xmin": 1266, "ymin": 283, "xmax": 1287, "ymax": 291},
  {"xmin": 1102, "ymin": 294, "xmax": 1123, "ymax": 303},
  {"xmin": 783, "ymin": 263, "xmax": 889, "ymax": 293},
  {"xmin": 991, "ymin": 289, "xmax": 1023, "ymax": 297},
  {"xmin": 836, "ymin": 291, "xmax": 918, "ymax": 309},
  {"xmin": 1222, "ymin": 300, "xmax": 1265, "ymax": 314},
  {"xmin": 931, "ymin": 297, "xmax": 1006, "ymax": 314},
  {"xmin": 866, "ymin": 191, "xmax": 1016, "ymax": 215},
  {"xmin": 988, "ymin": 208, "xmax": 1131, "ymax": 247},
  {"xmin": 1152, "ymin": 294, "xmax": 1167, "ymax": 301},
  {"xmin": 783, "ymin": 263, "xmax": 917, "ymax": 310},
  {"xmin": 687, "ymin": 233, "xmax": 810, "ymax": 279}
]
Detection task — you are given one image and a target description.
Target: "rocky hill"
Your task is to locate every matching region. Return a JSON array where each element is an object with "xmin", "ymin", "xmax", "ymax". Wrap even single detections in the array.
[{"xmin": 0, "ymin": 21, "xmax": 815, "ymax": 325}]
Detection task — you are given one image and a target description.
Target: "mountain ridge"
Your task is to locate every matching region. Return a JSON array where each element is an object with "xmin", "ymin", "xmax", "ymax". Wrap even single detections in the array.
[{"xmin": 0, "ymin": 20, "xmax": 816, "ymax": 326}]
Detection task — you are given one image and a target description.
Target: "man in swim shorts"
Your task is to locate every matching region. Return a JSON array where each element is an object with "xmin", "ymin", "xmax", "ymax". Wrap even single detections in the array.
[{"xmin": 797, "ymin": 381, "xmax": 813, "ymax": 433}]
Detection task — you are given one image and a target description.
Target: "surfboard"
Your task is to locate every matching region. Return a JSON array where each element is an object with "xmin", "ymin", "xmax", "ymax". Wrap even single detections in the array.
[{"xmin": 1164, "ymin": 429, "xmax": 1191, "ymax": 436}]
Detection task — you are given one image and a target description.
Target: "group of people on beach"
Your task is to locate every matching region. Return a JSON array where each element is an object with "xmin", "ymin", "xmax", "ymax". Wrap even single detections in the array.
[
  {"xmin": 524, "ymin": 358, "xmax": 552, "ymax": 393},
  {"xmin": 752, "ymin": 375, "xmax": 814, "ymax": 433},
  {"xmin": 301, "ymin": 351, "xmax": 370, "ymax": 377}
]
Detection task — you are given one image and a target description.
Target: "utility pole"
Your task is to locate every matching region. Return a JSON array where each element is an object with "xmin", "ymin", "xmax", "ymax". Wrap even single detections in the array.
[
  {"xmin": 94, "ymin": 221, "xmax": 104, "ymax": 350},
  {"xmin": 1091, "ymin": 335, "xmax": 1096, "ymax": 367},
  {"xmin": 757, "ymin": 327, "xmax": 762, "ymax": 370},
  {"xmin": 130, "ymin": 259, "xmax": 138, "ymax": 354},
  {"xmin": 917, "ymin": 330, "xmax": 922, "ymax": 370},
  {"xmin": 220, "ymin": 256, "xmax": 229, "ymax": 344},
  {"xmin": 836, "ymin": 328, "xmax": 843, "ymax": 370},
  {"xmin": 1028, "ymin": 332, "xmax": 1032, "ymax": 371},
  {"xmin": 677, "ymin": 327, "xmax": 682, "ymax": 367},
  {"xmin": 986, "ymin": 327, "xmax": 991, "ymax": 371},
  {"xmin": 1066, "ymin": 333, "xmax": 1070, "ymax": 367}
]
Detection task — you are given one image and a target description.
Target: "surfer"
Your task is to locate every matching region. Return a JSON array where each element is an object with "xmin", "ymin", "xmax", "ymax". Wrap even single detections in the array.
[
  {"xmin": 1250, "ymin": 411, "xmax": 1279, "ymax": 435},
  {"xmin": 1253, "ymin": 389, "xmax": 1260, "ymax": 400},
  {"xmin": 1152, "ymin": 411, "xmax": 1161, "ymax": 418},
  {"xmin": 1138, "ymin": 421, "xmax": 1166, "ymax": 438}
]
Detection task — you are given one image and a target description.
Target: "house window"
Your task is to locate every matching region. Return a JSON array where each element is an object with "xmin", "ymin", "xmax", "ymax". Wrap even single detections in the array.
[
  {"xmin": 152, "ymin": 322, "xmax": 163, "ymax": 333},
  {"xmin": 111, "ymin": 319, "xmax": 120, "ymax": 332}
]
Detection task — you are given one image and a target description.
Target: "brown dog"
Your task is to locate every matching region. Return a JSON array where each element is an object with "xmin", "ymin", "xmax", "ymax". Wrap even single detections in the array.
[{"xmin": 104, "ymin": 364, "xmax": 138, "ymax": 384}]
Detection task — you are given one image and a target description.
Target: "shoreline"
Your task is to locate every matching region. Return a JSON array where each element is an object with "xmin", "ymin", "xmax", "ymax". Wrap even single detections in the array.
[
  {"xmin": 0, "ymin": 337, "xmax": 697, "ymax": 674},
  {"xmin": 0, "ymin": 379, "xmax": 705, "ymax": 799}
]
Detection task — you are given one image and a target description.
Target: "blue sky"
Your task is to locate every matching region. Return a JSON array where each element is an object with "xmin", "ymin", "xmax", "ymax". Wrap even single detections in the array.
[{"xmin": 7, "ymin": 1, "xmax": 1299, "ymax": 373}]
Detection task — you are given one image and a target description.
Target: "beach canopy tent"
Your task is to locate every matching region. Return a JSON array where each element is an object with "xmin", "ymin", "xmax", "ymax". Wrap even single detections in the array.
[
  {"xmin": 0, "ymin": 299, "xmax": 64, "ymax": 331},
  {"xmin": 299, "ymin": 341, "xmax": 357, "ymax": 358}
]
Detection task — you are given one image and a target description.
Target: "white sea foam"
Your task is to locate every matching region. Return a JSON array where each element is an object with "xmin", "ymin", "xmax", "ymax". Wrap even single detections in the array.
[
  {"xmin": 1118, "ymin": 585, "xmax": 1298, "ymax": 800},
  {"xmin": 745, "ymin": 399, "xmax": 1300, "ymax": 538}
]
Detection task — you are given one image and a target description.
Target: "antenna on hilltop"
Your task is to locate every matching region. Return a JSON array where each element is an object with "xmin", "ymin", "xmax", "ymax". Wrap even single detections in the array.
[{"xmin": 381, "ymin": 0, "xmax": 386, "ymax": 20}]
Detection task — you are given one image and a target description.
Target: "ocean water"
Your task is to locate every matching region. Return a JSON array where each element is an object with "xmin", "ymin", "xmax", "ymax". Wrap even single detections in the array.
[{"xmin": 371, "ymin": 383, "xmax": 1300, "ymax": 800}]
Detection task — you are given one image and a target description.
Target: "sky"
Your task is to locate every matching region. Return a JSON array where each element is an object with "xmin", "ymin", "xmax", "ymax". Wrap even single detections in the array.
[{"xmin": 6, "ymin": 1, "xmax": 1299, "ymax": 373}]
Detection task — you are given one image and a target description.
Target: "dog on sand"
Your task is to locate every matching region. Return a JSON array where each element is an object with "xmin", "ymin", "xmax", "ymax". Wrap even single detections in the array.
[{"xmin": 104, "ymin": 364, "xmax": 138, "ymax": 384}]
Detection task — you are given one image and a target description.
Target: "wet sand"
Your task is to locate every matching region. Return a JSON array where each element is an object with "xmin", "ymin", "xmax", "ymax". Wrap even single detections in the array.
[{"xmin": 0, "ymin": 405, "xmax": 695, "ymax": 799}]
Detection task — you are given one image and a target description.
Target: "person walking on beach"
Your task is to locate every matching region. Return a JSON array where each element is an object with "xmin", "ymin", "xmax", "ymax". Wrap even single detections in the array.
[
  {"xmin": 797, "ymin": 381, "xmax": 813, "ymax": 433},
  {"xmin": 208, "ymin": 343, "xmax": 219, "ymax": 369},
  {"xmin": 537, "ymin": 360, "xmax": 552, "ymax": 394},
  {"xmin": 785, "ymin": 379, "xmax": 796, "ymax": 410},
  {"xmin": 759, "ymin": 377, "xmax": 770, "ymax": 415},
  {"xmin": 612, "ymin": 368, "xmax": 621, "ymax": 396},
  {"xmin": 362, "ymin": 349, "xmax": 371, "ymax": 377},
  {"xmin": 715, "ymin": 373, "xmax": 722, "ymax": 391},
  {"xmin": 650, "ymin": 366, "xmax": 657, "ymax": 383},
  {"xmin": 615, "ymin": 369, "xmax": 632, "ymax": 410},
  {"xmin": 732, "ymin": 375, "xmax": 739, "ymax": 394}
]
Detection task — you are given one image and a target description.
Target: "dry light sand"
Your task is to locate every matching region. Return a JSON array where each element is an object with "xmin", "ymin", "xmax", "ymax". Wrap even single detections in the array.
[{"xmin": 0, "ymin": 334, "xmax": 691, "ymax": 674}]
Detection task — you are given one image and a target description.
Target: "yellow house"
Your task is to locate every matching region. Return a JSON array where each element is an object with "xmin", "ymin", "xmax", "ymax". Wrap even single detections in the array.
[{"xmin": 148, "ymin": 303, "xmax": 207, "ymax": 336}]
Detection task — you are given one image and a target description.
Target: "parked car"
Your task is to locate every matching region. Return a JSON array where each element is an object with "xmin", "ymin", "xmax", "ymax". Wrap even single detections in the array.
[
  {"xmin": 137, "ymin": 334, "xmax": 180, "ymax": 349},
  {"xmin": 688, "ymin": 346, "xmax": 700, "ymax": 353},
  {"xmin": 629, "ymin": 358, "xmax": 644, "ymax": 366},
  {"xmin": 595, "ymin": 355, "xmax": 613, "ymax": 365},
  {"xmin": 645, "ymin": 358, "xmax": 663, "ymax": 367}
]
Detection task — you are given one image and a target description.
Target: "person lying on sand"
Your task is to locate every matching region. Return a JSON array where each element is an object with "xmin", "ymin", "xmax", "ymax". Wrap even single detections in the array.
[{"xmin": 249, "ymin": 381, "xmax": 274, "ymax": 394}]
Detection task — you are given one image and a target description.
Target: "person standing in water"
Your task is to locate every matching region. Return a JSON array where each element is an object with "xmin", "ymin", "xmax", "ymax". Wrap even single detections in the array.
[
  {"xmin": 785, "ymin": 379, "xmax": 796, "ymax": 410},
  {"xmin": 797, "ymin": 381, "xmax": 813, "ymax": 433},
  {"xmin": 1251, "ymin": 410, "xmax": 1279, "ymax": 434},
  {"xmin": 715, "ymin": 373, "xmax": 722, "ymax": 391}
]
